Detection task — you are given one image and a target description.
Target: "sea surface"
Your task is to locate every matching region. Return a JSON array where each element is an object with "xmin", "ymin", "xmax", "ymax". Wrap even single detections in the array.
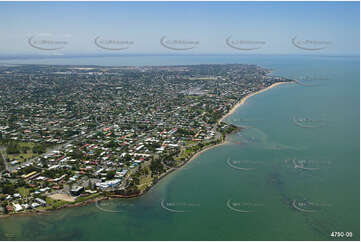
[{"xmin": 0, "ymin": 55, "xmax": 359, "ymax": 240}]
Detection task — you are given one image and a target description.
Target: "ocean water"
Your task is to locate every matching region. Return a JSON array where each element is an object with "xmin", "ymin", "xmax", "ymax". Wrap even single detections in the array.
[{"xmin": 0, "ymin": 55, "xmax": 359, "ymax": 241}]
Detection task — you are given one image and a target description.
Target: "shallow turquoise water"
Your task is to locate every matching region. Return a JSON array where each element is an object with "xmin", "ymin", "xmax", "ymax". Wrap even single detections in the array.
[{"xmin": 0, "ymin": 55, "xmax": 359, "ymax": 240}]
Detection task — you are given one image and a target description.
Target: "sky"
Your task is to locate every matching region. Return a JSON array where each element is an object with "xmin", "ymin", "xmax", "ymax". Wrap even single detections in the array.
[{"xmin": 0, "ymin": 1, "xmax": 359, "ymax": 56}]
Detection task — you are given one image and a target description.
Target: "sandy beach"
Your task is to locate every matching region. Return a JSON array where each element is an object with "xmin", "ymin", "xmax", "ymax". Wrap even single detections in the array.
[
  {"xmin": 181, "ymin": 82, "xmax": 289, "ymax": 166},
  {"xmin": 179, "ymin": 82, "xmax": 289, "ymax": 171},
  {"xmin": 219, "ymin": 82, "xmax": 288, "ymax": 123},
  {"xmin": 187, "ymin": 141, "xmax": 228, "ymax": 162}
]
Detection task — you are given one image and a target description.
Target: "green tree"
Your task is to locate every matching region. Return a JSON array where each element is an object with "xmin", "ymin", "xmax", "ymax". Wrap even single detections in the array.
[{"xmin": 106, "ymin": 170, "xmax": 116, "ymax": 179}]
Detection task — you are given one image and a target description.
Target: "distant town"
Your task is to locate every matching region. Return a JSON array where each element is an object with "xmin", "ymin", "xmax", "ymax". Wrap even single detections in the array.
[{"xmin": 0, "ymin": 63, "xmax": 291, "ymax": 215}]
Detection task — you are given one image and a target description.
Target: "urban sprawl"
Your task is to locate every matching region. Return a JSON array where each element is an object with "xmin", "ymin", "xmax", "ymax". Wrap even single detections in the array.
[{"xmin": 0, "ymin": 64, "xmax": 291, "ymax": 215}]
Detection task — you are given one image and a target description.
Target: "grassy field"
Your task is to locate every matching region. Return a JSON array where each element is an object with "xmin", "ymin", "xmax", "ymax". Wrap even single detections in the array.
[
  {"xmin": 8, "ymin": 153, "xmax": 36, "ymax": 163},
  {"xmin": 16, "ymin": 187, "xmax": 31, "ymax": 197},
  {"xmin": 45, "ymin": 197, "xmax": 70, "ymax": 209},
  {"xmin": 73, "ymin": 193, "xmax": 100, "ymax": 203},
  {"xmin": 137, "ymin": 175, "xmax": 153, "ymax": 192},
  {"xmin": 7, "ymin": 142, "xmax": 37, "ymax": 163}
]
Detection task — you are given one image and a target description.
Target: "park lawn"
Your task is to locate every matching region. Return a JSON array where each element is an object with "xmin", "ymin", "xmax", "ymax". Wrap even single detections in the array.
[
  {"xmin": 8, "ymin": 152, "xmax": 36, "ymax": 163},
  {"xmin": 177, "ymin": 150, "xmax": 189, "ymax": 161},
  {"xmin": 7, "ymin": 142, "xmax": 38, "ymax": 162},
  {"xmin": 185, "ymin": 140, "xmax": 199, "ymax": 146},
  {"xmin": 137, "ymin": 175, "xmax": 153, "ymax": 192},
  {"xmin": 8, "ymin": 142, "xmax": 36, "ymax": 149},
  {"xmin": 6, "ymin": 141, "xmax": 52, "ymax": 163},
  {"xmin": 74, "ymin": 193, "xmax": 100, "ymax": 203},
  {"xmin": 16, "ymin": 187, "xmax": 30, "ymax": 197},
  {"xmin": 178, "ymin": 146, "xmax": 197, "ymax": 159},
  {"xmin": 45, "ymin": 197, "xmax": 70, "ymax": 209}
]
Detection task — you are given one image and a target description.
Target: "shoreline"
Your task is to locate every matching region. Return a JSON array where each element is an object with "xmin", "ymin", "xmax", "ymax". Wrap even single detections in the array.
[
  {"xmin": 0, "ymin": 140, "xmax": 229, "ymax": 219},
  {"xmin": 219, "ymin": 82, "xmax": 288, "ymax": 124},
  {"xmin": 0, "ymin": 81, "xmax": 289, "ymax": 219},
  {"xmin": 141, "ymin": 139, "xmax": 229, "ymax": 195}
]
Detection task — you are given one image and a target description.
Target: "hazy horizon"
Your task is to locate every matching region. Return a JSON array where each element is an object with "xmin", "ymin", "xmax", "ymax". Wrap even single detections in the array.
[{"xmin": 0, "ymin": 1, "xmax": 359, "ymax": 56}]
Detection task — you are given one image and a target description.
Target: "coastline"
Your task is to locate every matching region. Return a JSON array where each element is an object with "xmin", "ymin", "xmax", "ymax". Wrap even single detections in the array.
[
  {"xmin": 219, "ymin": 82, "xmax": 288, "ymax": 124},
  {"xmin": 0, "ymin": 81, "xmax": 288, "ymax": 218},
  {"xmin": 0, "ymin": 140, "xmax": 229, "ymax": 219},
  {"xmin": 142, "ymin": 140, "xmax": 229, "ymax": 195}
]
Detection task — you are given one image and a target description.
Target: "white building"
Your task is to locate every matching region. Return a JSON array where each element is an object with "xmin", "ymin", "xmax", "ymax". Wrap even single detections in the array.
[{"xmin": 13, "ymin": 203, "xmax": 23, "ymax": 212}]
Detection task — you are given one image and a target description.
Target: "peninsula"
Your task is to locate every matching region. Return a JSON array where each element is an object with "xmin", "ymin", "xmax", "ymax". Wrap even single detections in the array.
[{"xmin": 0, "ymin": 64, "xmax": 292, "ymax": 216}]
